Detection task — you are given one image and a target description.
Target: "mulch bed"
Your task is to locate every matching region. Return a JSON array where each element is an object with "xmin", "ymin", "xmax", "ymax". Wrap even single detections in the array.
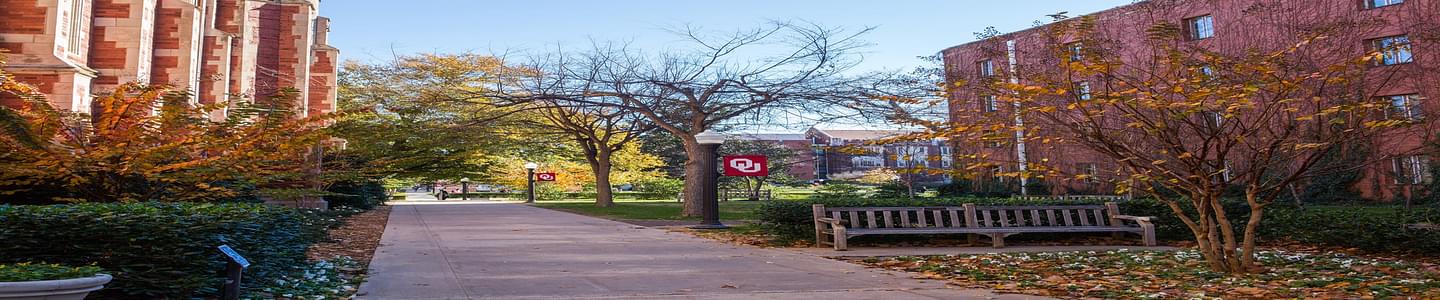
[
  {"xmin": 853, "ymin": 248, "xmax": 1440, "ymax": 299},
  {"xmin": 307, "ymin": 205, "xmax": 391, "ymax": 266}
]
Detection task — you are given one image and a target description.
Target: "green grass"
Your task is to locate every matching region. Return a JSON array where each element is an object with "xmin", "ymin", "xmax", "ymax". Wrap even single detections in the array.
[{"xmin": 534, "ymin": 199, "xmax": 762, "ymax": 220}]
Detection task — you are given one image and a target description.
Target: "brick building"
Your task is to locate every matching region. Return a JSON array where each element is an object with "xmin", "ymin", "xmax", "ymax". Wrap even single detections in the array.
[
  {"xmin": 0, "ymin": 0, "xmax": 339, "ymax": 118},
  {"xmin": 806, "ymin": 128, "xmax": 953, "ymax": 184},
  {"xmin": 943, "ymin": 0, "xmax": 1439, "ymax": 198}
]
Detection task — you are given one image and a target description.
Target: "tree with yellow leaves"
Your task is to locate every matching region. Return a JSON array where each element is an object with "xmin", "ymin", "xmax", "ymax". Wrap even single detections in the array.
[{"xmin": 923, "ymin": 2, "xmax": 1440, "ymax": 273}]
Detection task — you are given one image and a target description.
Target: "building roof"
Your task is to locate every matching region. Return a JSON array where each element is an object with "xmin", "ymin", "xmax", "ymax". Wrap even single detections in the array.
[
  {"xmin": 940, "ymin": 0, "xmax": 1150, "ymax": 54},
  {"xmin": 728, "ymin": 133, "xmax": 808, "ymax": 141},
  {"xmin": 810, "ymin": 128, "xmax": 918, "ymax": 141}
]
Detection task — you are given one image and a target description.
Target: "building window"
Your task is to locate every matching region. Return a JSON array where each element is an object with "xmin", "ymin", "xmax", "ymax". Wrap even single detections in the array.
[
  {"xmin": 1186, "ymin": 15, "xmax": 1215, "ymax": 40},
  {"xmin": 1066, "ymin": 42, "xmax": 1084, "ymax": 62},
  {"xmin": 982, "ymin": 95, "xmax": 998, "ymax": 112},
  {"xmin": 1078, "ymin": 163, "xmax": 1099, "ymax": 183},
  {"xmin": 1386, "ymin": 94, "xmax": 1424, "ymax": 121},
  {"xmin": 1205, "ymin": 111, "xmax": 1225, "ymax": 126},
  {"xmin": 1074, "ymin": 81, "xmax": 1092, "ymax": 101},
  {"xmin": 990, "ymin": 165, "xmax": 1006, "ymax": 182},
  {"xmin": 853, "ymin": 156, "xmax": 884, "ymax": 168},
  {"xmin": 977, "ymin": 59, "xmax": 995, "ymax": 77},
  {"xmin": 1367, "ymin": 0, "xmax": 1403, "ymax": 9},
  {"xmin": 982, "ymin": 130, "xmax": 1002, "ymax": 148},
  {"xmin": 67, "ymin": 0, "xmax": 87, "ymax": 54},
  {"xmin": 1372, "ymin": 35, "xmax": 1413, "ymax": 66},
  {"xmin": 1393, "ymin": 155, "xmax": 1429, "ymax": 184}
]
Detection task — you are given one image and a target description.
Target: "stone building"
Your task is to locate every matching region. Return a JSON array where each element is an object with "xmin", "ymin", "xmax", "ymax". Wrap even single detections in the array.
[
  {"xmin": 0, "ymin": 0, "xmax": 339, "ymax": 119},
  {"xmin": 943, "ymin": 0, "xmax": 1440, "ymax": 199}
]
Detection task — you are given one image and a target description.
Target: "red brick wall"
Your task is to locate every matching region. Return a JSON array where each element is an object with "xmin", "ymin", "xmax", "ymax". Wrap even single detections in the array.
[
  {"xmin": 306, "ymin": 49, "xmax": 333, "ymax": 116},
  {"xmin": 0, "ymin": 74, "xmax": 59, "ymax": 109},
  {"xmin": 150, "ymin": 5, "xmax": 183, "ymax": 84},
  {"xmin": 0, "ymin": 0, "xmax": 48, "ymax": 35}
]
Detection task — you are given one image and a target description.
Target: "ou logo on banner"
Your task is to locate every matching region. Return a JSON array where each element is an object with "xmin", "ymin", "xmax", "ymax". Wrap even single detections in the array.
[
  {"xmin": 535, "ymin": 173, "xmax": 557, "ymax": 182},
  {"xmin": 722, "ymin": 155, "xmax": 769, "ymax": 177}
]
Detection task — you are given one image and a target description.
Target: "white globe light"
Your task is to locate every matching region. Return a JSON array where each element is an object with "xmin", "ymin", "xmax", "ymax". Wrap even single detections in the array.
[
  {"xmin": 524, "ymin": 162, "xmax": 539, "ymax": 170},
  {"xmin": 694, "ymin": 131, "xmax": 727, "ymax": 145}
]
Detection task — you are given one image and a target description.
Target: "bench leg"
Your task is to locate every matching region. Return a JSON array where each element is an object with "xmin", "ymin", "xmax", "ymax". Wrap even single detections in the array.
[
  {"xmin": 833, "ymin": 227, "xmax": 848, "ymax": 251},
  {"xmin": 989, "ymin": 234, "xmax": 1005, "ymax": 248},
  {"xmin": 966, "ymin": 233, "xmax": 977, "ymax": 246},
  {"xmin": 1140, "ymin": 224, "xmax": 1157, "ymax": 246}
]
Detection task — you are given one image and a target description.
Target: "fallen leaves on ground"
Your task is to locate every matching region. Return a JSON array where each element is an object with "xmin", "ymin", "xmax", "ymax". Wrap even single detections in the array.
[
  {"xmin": 850, "ymin": 249, "xmax": 1440, "ymax": 299},
  {"xmin": 671, "ymin": 226, "xmax": 811, "ymax": 248},
  {"xmin": 307, "ymin": 205, "xmax": 391, "ymax": 265}
]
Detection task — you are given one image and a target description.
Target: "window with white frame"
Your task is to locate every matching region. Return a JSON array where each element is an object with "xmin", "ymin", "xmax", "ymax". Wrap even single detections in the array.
[
  {"xmin": 1393, "ymin": 155, "xmax": 1429, "ymax": 184},
  {"xmin": 977, "ymin": 59, "xmax": 995, "ymax": 77},
  {"xmin": 67, "ymin": 0, "xmax": 87, "ymax": 54},
  {"xmin": 1367, "ymin": 0, "xmax": 1403, "ymax": 9},
  {"xmin": 982, "ymin": 95, "xmax": 998, "ymax": 112},
  {"xmin": 853, "ymin": 156, "xmax": 884, "ymax": 168},
  {"xmin": 1386, "ymin": 94, "xmax": 1424, "ymax": 121},
  {"xmin": 1372, "ymin": 35, "xmax": 1413, "ymax": 66},
  {"xmin": 1186, "ymin": 15, "xmax": 1215, "ymax": 40},
  {"xmin": 1066, "ymin": 42, "xmax": 1084, "ymax": 62},
  {"xmin": 1078, "ymin": 163, "xmax": 1099, "ymax": 183},
  {"xmin": 1074, "ymin": 81, "xmax": 1092, "ymax": 101}
]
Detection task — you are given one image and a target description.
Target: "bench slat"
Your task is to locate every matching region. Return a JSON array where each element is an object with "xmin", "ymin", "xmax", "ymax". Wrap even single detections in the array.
[
  {"xmin": 948, "ymin": 209, "xmax": 962, "ymax": 228},
  {"xmin": 916, "ymin": 209, "xmax": 928, "ymax": 227},
  {"xmin": 847, "ymin": 211, "xmax": 860, "ymax": 229},
  {"xmin": 1062, "ymin": 209, "xmax": 1074, "ymax": 226},
  {"xmin": 1092, "ymin": 209, "xmax": 1106, "ymax": 227},
  {"xmin": 932, "ymin": 210, "xmax": 945, "ymax": 227},
  {"xmin": 1030, "ymin": 210, "xmax": 1042, "ymax": 226},
  {"xmin": 976, "ymin": 205, "xmax": 1106, "ymax": 210},
  {"xmin": 865, "ymin": 211, "xmax": 877, "ymax": 228},
  {"xmin": 1079, "ymin": 209, "xmax": 1092, "ymax": 226},
  {"xmin": 998, "ymin": 210, "xmax": 1010, "ymax": 227},
  {"xmin": 1046, "ymin": 210, "xmax": 1058, "ymax": 226},
  {"xmin": 883, "ymin": 211, "xmax": 895, "ymax": 228},
  {"xmin": 981, "ymin": 209, "xmax": 992, "ymax": 227}
]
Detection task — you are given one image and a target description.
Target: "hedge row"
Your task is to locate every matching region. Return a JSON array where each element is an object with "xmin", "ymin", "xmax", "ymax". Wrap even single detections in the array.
[
  {"xmin": 0, "ymin": 203, "xmax": 342, "ymax": 298},
  {"xmin": 447, "ymin": 191, "xmax": 677, "ymax": 200},
  {"xmin": 758, "ymin": 198, "xmax": 1440, "ymax": 255}
]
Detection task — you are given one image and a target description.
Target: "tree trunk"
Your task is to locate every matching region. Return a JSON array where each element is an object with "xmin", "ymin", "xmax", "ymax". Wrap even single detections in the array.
[
  {"xmin": 681, "ymin": 139, "xmax": 705, "ymax": 216},
  {"xmin": 591, "ymin": 149, "xmax": 616, "ymax": 208}
]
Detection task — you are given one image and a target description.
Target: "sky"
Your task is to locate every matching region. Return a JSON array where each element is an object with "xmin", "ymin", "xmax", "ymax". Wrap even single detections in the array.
[{"xmin": 324, "ymin": 0, "xmax": 1134, "ymax": 73}]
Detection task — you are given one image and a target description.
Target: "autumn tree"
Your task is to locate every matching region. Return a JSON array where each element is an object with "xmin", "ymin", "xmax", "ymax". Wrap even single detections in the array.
[
  {"xmin": 334, "ymin": 53, "xmax": 541, "ymax": 183},
  {"xmin": 532, "ymin": 102, "xmax": 653, "ymax": 207},
  {"xmin": 495, "ymin": 22, "xmax": 877, "ymax": 216},
  {"xmin": 0, "ymin": 66, "xmax": 330, "ymax": 203},
  {"xmin": 927, "ymin": 1, "xmax": 1440, "ymax": 273}
]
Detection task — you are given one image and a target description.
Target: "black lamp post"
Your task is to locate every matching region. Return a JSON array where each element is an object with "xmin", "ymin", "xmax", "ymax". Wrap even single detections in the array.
[
  {"xmin": 460, "ymin": 177, "xmax": 470, "ymax": 201},
  {"xmin": 524, "ymin": 162, "xmax": 539, "ymax": 204},
  {"xmin": 691, "ymin": 131, "xmax": 728, "ymax": 229}
]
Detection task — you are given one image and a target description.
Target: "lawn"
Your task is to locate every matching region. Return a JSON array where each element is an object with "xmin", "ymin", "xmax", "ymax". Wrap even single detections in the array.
[
  {"xmin": 857, "ymin": 249, "xmax": 1440, "ymax": 299},
  {"xmin": 533, "ymin": 199, "xmax": 763, "ymax": 220}
]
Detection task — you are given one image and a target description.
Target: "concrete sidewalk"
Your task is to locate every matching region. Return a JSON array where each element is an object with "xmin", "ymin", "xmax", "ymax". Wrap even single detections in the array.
[{"xmin": 357, "ymin": 201, "xmax": 1045, "ymax": 299}]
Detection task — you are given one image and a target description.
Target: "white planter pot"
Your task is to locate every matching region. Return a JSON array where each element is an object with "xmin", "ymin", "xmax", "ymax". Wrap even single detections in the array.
[{"xmin": 0, "ymin": 274, "xmax": 112, "ymax": 300}]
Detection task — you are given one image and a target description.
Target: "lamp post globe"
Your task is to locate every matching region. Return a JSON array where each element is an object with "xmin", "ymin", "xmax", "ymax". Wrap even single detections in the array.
[
  {"xmin": 691, "ymin": 131, "xmax": 728, "ymax": 229},
  {"xmin": 524, "ymin": 162, "xmax": 538, "ymax": 204}
]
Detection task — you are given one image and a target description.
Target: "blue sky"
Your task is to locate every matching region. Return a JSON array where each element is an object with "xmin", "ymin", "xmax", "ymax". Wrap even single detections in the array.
[{"xmin": 324, "ymin": 0, "xmax": 1133, "ymax": 73}]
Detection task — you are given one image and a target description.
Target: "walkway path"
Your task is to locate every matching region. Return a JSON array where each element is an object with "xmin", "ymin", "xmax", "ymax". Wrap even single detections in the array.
[{"xmin": 358, "ymin": 201, "xmax": 1043, "ymax": 299}]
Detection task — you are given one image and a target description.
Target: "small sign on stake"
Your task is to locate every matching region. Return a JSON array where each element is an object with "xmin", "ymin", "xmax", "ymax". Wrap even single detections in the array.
[
  {"xmin": 536, "ymin": 172, "xmax": 558, "ymax": 182},
  {"xmin": 217, "ymin": 245, "xmax": 250, "ymax": 300}
]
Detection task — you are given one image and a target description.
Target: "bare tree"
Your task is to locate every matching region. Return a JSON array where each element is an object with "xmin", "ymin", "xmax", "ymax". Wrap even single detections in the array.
[{"xmin": 496, "ymin": 22, "xmax": 876, "ymax": 216}]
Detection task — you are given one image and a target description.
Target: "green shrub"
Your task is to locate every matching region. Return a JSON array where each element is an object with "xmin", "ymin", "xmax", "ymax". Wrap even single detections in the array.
[
  {"xmin": 534, "ymin": 184, "xmax": 567, "ymax": 201},
  {"xmin": 0, "ymin": 203, "xmax": 340, "ymax": 298},
  {"xmin": 633, "ymin": 177, "xmax": 683, "ymax": 195},
  {"xmin": 0, "ymin": 263, "xmax": 104, "ymax": 282},
  {"xmin": 759, "ymin": 197, "xmax": 1440, "ymax": 255},
  {"xmin": 814, "ymin": 184, "xmax": 864, "ymax": 200},
  {"xmin": 325, "ymin": 179, "xmax": 387, "ymax": 210}
]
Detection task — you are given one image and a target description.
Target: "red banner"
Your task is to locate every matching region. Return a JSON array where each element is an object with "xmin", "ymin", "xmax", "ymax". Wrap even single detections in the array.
[
  {"xmin": 723, "ymin": 155, "xmax": 769, "ymax": 177},
  {"xmin": 535, "ymin": 172, "xmax": 557, "ymax": 182}
]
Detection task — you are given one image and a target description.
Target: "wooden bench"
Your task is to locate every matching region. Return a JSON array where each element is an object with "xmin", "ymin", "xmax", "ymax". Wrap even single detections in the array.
[{"xmin": 812, "ymin": 203, "xmax": 1156, "ymax": 250}]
